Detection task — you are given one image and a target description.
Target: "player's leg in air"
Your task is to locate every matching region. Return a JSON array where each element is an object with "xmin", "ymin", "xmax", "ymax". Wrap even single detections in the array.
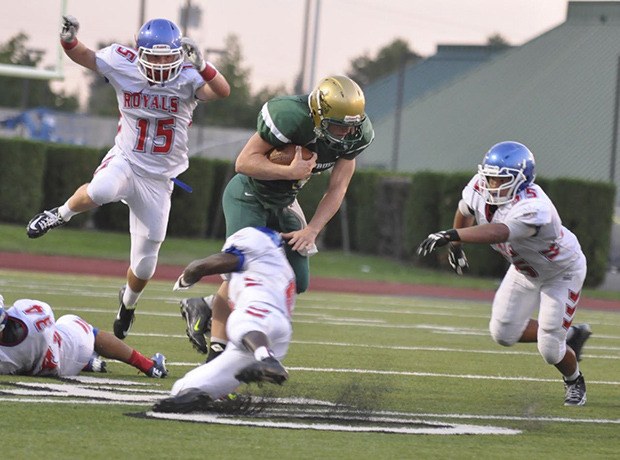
[
  {"xmin": 113, "ymin": 172, "xmax": 172, "ymax": 339},
  {"xmin": 27, "ymin": 183, "xmax": 97, "ymax": 238}
]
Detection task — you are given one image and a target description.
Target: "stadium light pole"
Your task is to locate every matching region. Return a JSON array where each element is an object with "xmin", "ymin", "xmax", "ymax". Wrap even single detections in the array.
[
  {"xmin": 295, "ymin": 0, "xmax": 312, "ymax": 93},
  {"xmin": 308, "ymin": 0, "xmax": 322, "ymax": 90},
  {"xmin": 391, "ymin": 51, "xmax": 415, "ymax": 172},
  {"xmin": 138, "ymin": 0, "xmax": 146, "ymax": 30}
]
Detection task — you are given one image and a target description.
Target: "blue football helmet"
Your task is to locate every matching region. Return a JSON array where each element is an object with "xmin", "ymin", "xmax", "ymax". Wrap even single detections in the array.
[
  {"xmin": 478, "ymin": 141, "xmax": 536, "ymax": 205},
  {"xmin": 0, "ymin": 294, "xmax": 7, "ymax": 333},
  {"xmin": 136, "ymin": 19, "xmax": 184, "ymax": 85}
]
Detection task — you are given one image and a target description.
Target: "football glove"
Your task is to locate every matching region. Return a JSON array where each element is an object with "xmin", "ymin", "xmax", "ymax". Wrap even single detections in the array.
[
  {"xmin": 181, "ymin": 37, "xmax": 206, "ymax": 71},
  {"xmin": 448, "ymin": 243, "xmax": 469, "ymax": 275},
  {"xmin": 416, "ymin": 229, "xmax": 460, "ymax": 256},
  {"xmin": 60, "ymin": 15, "xmax": 79, "ymax": 43}
]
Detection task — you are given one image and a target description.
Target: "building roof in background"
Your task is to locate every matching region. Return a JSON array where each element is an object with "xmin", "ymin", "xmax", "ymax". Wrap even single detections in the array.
[
  {"xmin": 365, "ymin": 44, "xmax": 509, "ymax": 123},
  {"xmin": 361, "ymin": 1, "xmax": 620, "ymax": 196}
]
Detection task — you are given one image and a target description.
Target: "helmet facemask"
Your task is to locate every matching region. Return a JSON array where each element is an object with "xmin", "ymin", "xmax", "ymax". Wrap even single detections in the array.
[
  {"xmin": 478, "ymin": 164, "xmax": 527, "ymax": 205},
  {"xmin": 137, "ymin": 45, "xmax": 183, "ymax": 85}
]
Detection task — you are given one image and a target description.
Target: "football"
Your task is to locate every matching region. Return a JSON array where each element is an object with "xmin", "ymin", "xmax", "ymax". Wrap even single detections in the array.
[{"xmin": 267, "ymin": 144, "xmax": 314, "ymax": 165}]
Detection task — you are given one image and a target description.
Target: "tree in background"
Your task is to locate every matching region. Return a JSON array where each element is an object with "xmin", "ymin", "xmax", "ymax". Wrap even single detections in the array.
[
  {"xmin": 0, "ymin": 33, "xmax": 78, "ymax": 111},
  {"xmin": 487, "ymin": 33, "xmax": 511, "ymax": 49},
  {"xmin": 347, "ymin": 38, "xmax": 421, "ymax": 87},
  {"xmin": 193, "ymin": 34, "xmax": 285, "ymax": 129}
]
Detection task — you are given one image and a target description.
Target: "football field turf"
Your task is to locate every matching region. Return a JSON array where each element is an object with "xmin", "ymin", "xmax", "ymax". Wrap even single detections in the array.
[{"xmin": 0, "ymin": 270, "xmax": 618, "ymax": 459}]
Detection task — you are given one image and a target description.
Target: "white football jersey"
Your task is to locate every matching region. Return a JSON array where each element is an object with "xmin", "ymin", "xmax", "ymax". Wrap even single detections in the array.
[
  {"xmin": 96, "ymin": 44, "xmax": 206, "ymax": 179},
  {"xmin": 462, "ymin": 175, "xmax": 585, "ymax": 280},
  {"xmin": 224, "ymin": 228, "xmax": 297, "ymax": 319},
  {"xmin": 0, "ymin": 300, "xmax": 61, "ymax": 376}
]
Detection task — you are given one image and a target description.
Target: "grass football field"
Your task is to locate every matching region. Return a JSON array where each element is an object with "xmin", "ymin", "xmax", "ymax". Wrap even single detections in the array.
[{"xmin": 0, "ymin": 269, "xmax": 618, "ymax": 459}]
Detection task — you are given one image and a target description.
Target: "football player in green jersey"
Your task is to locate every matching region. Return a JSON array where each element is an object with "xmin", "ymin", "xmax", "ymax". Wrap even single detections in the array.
[{"xmin": 180, "ymin": 75, "xmax": 374, "ymax": 361}]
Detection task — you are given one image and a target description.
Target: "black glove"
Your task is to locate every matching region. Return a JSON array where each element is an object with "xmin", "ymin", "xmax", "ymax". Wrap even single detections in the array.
[
  {"xmin": 448, "ymin": 243, "xmax": 469, "ymax": 275},
  {"xmin": 416, "ymin": 229, "xmax": 460, "ymax": 256}
]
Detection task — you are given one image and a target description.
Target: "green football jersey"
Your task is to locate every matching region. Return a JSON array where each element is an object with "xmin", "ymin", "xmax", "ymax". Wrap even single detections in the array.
[{"xmin": 247, "ymin": 95, "xmax": 374, "ymax": 208}]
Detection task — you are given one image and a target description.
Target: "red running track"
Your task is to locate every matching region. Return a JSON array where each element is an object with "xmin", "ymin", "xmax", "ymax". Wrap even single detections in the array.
[{"xmin": 1, "ymin": 251, "xmax": 617, "ymax": 311}]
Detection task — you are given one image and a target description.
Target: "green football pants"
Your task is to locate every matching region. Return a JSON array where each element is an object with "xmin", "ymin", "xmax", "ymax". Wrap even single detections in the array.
[{"xmin": 222, "ymin": 174, "xmax": 310, "ymax": 293}]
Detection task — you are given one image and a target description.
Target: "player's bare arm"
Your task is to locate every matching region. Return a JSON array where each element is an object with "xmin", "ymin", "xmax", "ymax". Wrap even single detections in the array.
[
  {"xmin": 451, "ymin": 207, "xmax": 476, "ymax": 245},
  {"xmin": 235, "ymin": 133, "xmax": 316, "ymax": 180},
  {"xmin": 195, "ymin": 72, "xmax": 230, "ymax": 100},
  {"xmin": 59, "ymin": 15, "xmax": 97, "ymax": 71},
  {"xmin": 181, "ymin": 37, "xmax": 230, "ymax": 101},
  {"xmin": 175, "ymin": 253, "xmax": 239, "ymax": 290},
  {"xmin": 453, "ymin": 206, "xmax": 476, "ymax": 230},
  {"xmin": 456, "ymin": 223, "xmax": 510, "ymax": 244},
  {"xmin": 283, "ymin": 157, "xmax": 355, "ymax": 251}
]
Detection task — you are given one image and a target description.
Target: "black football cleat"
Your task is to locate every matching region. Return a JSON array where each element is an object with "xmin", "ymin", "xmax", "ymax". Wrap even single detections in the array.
[
  {"xmin": 567, "ymin": 323, "xmax": 591, "ymax": 362},
  {"xmin": 180, "ymin": 295, "xmax": 213, "ymax": 354},
  {"xmin": 152, "ymin": 388, "xmax": 214, "ymax": 413},
  {"xmin": 27, "ymin": 207, "xmax": 66, "ymax": 238},
  {"xmin": 113, "ymin": 286, "xmax": 135, "ymax": 340},
  {"xmin": 235, "ymin": 357, "xmax": 289, "ymax": 385}
]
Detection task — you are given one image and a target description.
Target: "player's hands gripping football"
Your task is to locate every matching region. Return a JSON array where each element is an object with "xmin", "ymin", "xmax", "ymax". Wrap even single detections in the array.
[
  {"xmin": 447, "ymin": 243, "xmax": 469, "ymax": 275},
  {"xmin": 181, "ymin": 37, "xmax": 205, "ymax": 71},
  {"xmin": 60, "ymin": 15, "xmax": 80, "ymax": 43},
  {"xmin": 417, "ymin": 229, "xmax": 460, "ymax": 256},
  {"xmin": 288, "ymin": 148, "xmax": 316, "ymax": 180}
]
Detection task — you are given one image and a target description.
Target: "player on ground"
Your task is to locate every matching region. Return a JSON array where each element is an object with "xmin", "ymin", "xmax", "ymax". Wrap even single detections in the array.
[
  {"xmin": 153, "ymin": 227, "xmax": 295, "ymax": 413},
  {"xmin": 180, "ymin": 75, "xmax": 374, "ymax": 362},
  {"xmin": 417, "ymin": 141, "xmax": 591, "ymax": 406},
  {"xmin": 0, "ymin": 294, "xmax": 167, "ymax": 378},
  {"xmin": 26, "ymin": 16, "xmax": 230, "ymax": 340}
]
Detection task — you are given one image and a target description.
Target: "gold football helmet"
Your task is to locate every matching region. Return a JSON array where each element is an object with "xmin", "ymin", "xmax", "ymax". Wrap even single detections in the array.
[{"xmin": 308, "ymin": 75, "xmax": 366, "ymax": 150}]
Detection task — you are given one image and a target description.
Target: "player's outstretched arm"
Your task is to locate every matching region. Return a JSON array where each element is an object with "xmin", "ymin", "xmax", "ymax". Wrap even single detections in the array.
[
  {"xmin": 182, "ymin": 37, "xmax": 230, "ymax": 101},
  {"xmin": 59, "ymin": 15, "xmax": 97, "ymax": 71},
  {"xmin": 174, "ymin": 253, "xmax": 240, "ymax": 290}
]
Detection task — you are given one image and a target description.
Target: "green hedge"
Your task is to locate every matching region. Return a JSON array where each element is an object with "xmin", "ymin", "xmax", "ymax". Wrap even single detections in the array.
[
  {"xmin": 168, "ymin": 157, "xmax": 216, "ymax": 237},
  {"xmin": 205, "ymin": 159, "xmax": 236, "ymax": 239},
  {"xmin": 546, "ymin": 178, "xmax": 615, "ymax": 287},
  {"xmin": 42, "ymin": 143, "xmax": 102, "ymax": 228},
  {"xmin": 1, "ymin": 137, "xmax": 615, "ymax": 287},
  {"xmin": 346, "ymin": 169, "xmax": 386, "ymax": 253},
  {"xmin": 402, "ymin": 171, "xmax": 446, "ymax": 266},
  {"xmin": 0, "ymin": 138, "xmax": 46, "ymax": 223}
]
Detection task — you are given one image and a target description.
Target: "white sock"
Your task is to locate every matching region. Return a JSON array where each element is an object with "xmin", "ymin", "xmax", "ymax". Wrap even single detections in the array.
[
  {"xmin": 122, "ymin": 285, "xmax": 141, "ymax": 308},
  {"xmin": 210, "ymin": 337, "xmax": 227, "ymax": 344},
  {"xmin": 254, "ymin": 346, "xmax": 273, "ymax": 361},
  {"xmin": 58, "ymin": 203, "xmax": 79, "ymax": 221}
]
